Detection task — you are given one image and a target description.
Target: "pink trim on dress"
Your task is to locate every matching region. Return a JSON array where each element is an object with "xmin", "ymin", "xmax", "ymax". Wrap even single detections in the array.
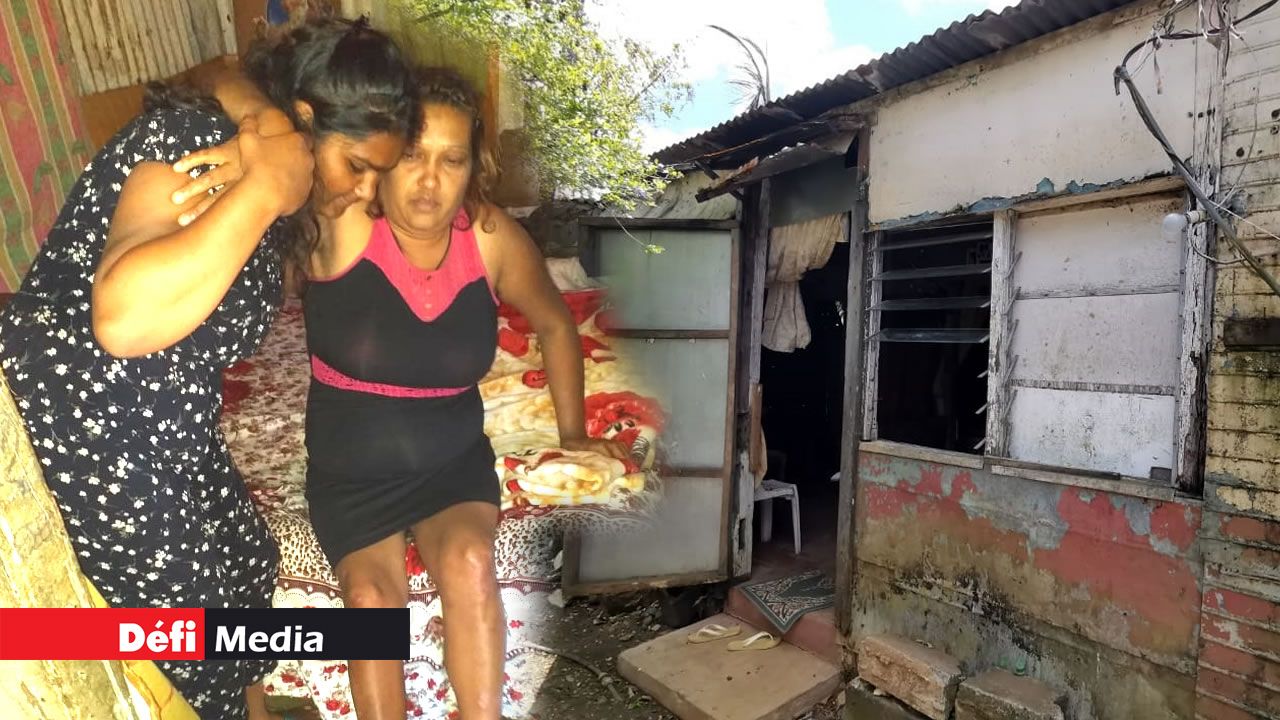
[
  {"xmin": 309, "ymin": 211, "xmax": 498, "ymax": 306},
  {"xmin": 457, "ymin": 210, "xmax": 500, "ymax": 304},
  {"xmin": 358, "ymin": 214, "xmax": 495, "ymax": 322},
  {"xmin": 308, "ymin": 210, "xmax": 498, "ymax": 397},
  {"xmin": 311, "ymin": 355, "xmax": 469, "ymax": 398}
]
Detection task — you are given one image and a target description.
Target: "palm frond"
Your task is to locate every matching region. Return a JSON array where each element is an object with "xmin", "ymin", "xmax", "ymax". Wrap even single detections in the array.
[{"xmin": 708, "ymin": 24, "xmax": 771, "ymax": 109}]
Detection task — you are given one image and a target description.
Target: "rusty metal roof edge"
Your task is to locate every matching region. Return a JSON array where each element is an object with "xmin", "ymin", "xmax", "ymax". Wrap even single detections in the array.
[{"xmin": 654, "ymin": 0, "xmax": 1138, "ymax": 165}]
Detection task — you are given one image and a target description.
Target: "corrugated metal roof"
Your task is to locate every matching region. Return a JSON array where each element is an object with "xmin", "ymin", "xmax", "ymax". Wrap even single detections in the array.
[
  {"xmin": 654, "ymin": 0, "xmax": 1138, "ymax": 165},
  {"xmin": 56, "ymin": 0, "xmax": 232, "ymax": 95}
]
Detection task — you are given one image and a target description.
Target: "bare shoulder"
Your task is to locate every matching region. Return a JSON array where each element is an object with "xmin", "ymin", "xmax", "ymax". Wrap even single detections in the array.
[
  {"xmin": 472, "ymin": 203, "xmax": 530, "ymax": 246},
  {"xmin": 311, "ymin": 202, "xmax": 375, "ymax": 279},
  {"xmin": 473, "ymin": 203, "xmax": 540, "ymax": 280}
]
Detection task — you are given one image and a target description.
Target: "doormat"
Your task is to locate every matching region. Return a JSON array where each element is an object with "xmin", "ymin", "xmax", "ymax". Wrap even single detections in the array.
[{"xmin": 737, "ymin": 570, "xmax": 834, "ymax": 633}]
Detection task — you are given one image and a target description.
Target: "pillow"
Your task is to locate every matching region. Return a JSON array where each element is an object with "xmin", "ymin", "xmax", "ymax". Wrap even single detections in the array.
[{"xmin": 545, "ymin": 257, "xmax": 601, "ymax": 292}]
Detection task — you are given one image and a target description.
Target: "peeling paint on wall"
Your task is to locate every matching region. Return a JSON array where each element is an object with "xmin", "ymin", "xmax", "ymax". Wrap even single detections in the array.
[
  {"xmin": 872, "ymin": 172, "xmax": 1176, "ymax": 231},
  {"xmin": 867, "ymin": 3, "xmax": 1200, "ymax": 224},
  {"xmin": 1215, "ymin": 484, "xmax": 1280, "ymax": 517},
  {"xmin": 853, "ymin": 452, "xmax": 1202, "ymax": 719}
]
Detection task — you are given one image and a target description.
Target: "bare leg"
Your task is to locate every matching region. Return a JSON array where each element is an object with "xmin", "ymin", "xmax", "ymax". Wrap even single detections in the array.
[
  {"xmin": 412, "ymin": 502, "xmax": 503, "ymax": 720},
  {"xmin": 335, "ymin": 533, "xmax": 410, "ymax": 720}
]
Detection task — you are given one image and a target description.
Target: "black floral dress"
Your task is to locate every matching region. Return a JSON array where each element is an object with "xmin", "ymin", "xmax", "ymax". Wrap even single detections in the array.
[{"xmin": 0, "ymin": 108, "xmax": 282, "ymax": 718}]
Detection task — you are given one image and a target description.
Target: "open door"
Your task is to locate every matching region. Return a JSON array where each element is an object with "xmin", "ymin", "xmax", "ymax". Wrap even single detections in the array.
[{"xmin": 563, "ymin": 219, "xmax": 740, "ymax": 596}]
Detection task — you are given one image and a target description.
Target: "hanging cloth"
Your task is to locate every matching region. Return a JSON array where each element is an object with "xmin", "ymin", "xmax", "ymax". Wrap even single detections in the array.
[{"xmin": 761, "ymin": 213, "xmax": 846, "ymax": 352}]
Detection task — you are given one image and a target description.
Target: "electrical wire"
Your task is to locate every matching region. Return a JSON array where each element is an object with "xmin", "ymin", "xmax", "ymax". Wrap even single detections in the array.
[
  {"xmin": 1212, "ymin": 198, "xmax": 1280, "ymax": 259},
  {"xmin": 1220, "ymin": 10, "xmax": 1265, "ymax": 198},
  {"xmin": 1114, "ymin": 0, "xmax": 1280, "ymax": 297},
  {"xmin": 1240, "ymin": 0, "xmax": 1280, "ymax": 23},
  {"xmin": 1113, "ymin": 71, "xmax": 1280, "ymax": 293}
]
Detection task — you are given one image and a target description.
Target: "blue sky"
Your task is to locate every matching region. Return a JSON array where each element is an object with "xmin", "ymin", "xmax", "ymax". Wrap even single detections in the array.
[{"xmin": 589, "ymin": 0, "xmax": 1012, "ymax": 151}]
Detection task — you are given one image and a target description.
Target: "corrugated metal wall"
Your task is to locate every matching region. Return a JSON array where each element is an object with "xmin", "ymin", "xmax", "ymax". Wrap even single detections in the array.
[{"xmin": 55, "ymin": 0, "xmax": 235, "ymax": 95}]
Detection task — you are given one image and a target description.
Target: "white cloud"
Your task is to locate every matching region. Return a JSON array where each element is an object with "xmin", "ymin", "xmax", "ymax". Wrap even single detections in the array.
[
  {"xmin": 588, "ymin": 0, "xmax": 876, "ymax": 102},
  {"xmin": 899, "ymin": 0, "xmax": 1018, "ymax": 15},
  {"xmin": 639, "ymin": 123, "xmax": 707, "ymax": 153},
  {"xmin": 785, "ymin": 43, "xmax": 877, "ymax": 93}
]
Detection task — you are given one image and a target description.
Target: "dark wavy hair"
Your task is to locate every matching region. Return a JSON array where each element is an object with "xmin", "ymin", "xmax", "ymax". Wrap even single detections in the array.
[
  {"xmin": 242, "ymin": 17, "xmax": 419, "ymax": 145},
  {"xmin": 146, "ymin": 17, "xmax": 420, "ymax": 274},
  {"xmin": 412, "ymin": 66, "xmax": 499, "ymax": 232},
  {"xmin": 141, "ymin": 83, "xmax": 222, "ymax": 115}
]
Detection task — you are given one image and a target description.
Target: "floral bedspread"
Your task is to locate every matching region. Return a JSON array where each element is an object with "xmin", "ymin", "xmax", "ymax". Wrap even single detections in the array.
[{"xmin": 219, "ymin": 289, "xmax": 663, "ymax": 719}]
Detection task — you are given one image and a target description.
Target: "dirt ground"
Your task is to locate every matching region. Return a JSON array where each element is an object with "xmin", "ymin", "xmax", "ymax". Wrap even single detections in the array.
[
  {"xmin": 278, "ymin": 589, "xmax": 845, "ymax": 720},
  {"xmin": 524, "ymin": 592, "xmax": 845, "ymax": 720}
]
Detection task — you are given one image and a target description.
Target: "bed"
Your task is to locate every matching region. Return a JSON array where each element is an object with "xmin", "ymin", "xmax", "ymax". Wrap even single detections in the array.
[{"xmin": 219, "ymin": 280, "xmax": 664, "ymax": 718}]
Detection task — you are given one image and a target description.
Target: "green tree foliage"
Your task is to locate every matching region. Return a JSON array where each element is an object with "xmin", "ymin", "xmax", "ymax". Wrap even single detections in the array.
[{"xmin": 396, "ymin": 0, "xmax": 690, "ymax": 209}]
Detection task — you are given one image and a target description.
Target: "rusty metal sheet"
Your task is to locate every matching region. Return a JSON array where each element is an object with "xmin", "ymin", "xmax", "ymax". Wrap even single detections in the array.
[{"xmin": 55, "ymin": 0, "xmax": 230, "ymax": 95}]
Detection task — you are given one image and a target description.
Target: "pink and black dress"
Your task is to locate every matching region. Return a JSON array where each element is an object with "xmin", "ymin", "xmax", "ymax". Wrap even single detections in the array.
[{"xmin": 304, "ymin": 211, "xmax": 499, "ymax": 565}]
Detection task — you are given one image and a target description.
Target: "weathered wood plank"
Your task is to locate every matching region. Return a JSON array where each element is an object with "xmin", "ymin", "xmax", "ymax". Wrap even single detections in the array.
[
  {"xmin": 1012, "ymin": 176, "xmax": 1185, "ymax": 215},
  {"xmin": 721, "ymin": 225, "xmax": 742, "ymax": 579},
  {"xmin": 835, "ymin": 128, "xmax": 870, "ymax": 640},
  {"xmin": 985, "ymin": 210, "xmax": 1016, "ymax": 457},
  {"xmin": 990, "ymin": 463, "xmax": 1175, "ymax": 501},
  {"xmin": 1011, "ymin": 379, "xmax": 1176, "ymax": 396},
  {"xmin": 1224, "ymin": 317, "xmax": 1280, "ymax": 348},
  {"xmin": 1175, "ymin": 22, "xmax": 1225, "ymax": 495},
  {"xmin": 1011, "ymin": 293, "xmax": 1182, "ymax": 388},
  {"xmin": 1008, "ymin": 388, "xmax": 1175, "ymax": 478},
  {"xmin": 731, "ymin": 181, "xmax": 769, "ymax": 578},
  {"xmin": 858, "ymin": 440, "xmax": 985, "ymax": 470},
  {"xmin": 862, "ymin": 233, "xmax": 883, "ymax": 441},
  {"xmin": 836, "ymin": 177, "xmax": 868, "ymax": 638}
]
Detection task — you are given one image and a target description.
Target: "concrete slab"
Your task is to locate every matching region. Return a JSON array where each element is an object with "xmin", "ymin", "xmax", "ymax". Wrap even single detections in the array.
[
  {"xmin": 956, "ymin": 670, "xmax": 1066, "ymax": 720},
  {"xmin": 856, "ymin": 635, "xmax": 962, "ymax": 720},
  {"xmin": 618, "ymin": 614, "xmax": 841, "ymax": 720},
  {"xmin": 844, "ymin": 680, "xmax": 928, "ymax": 720}
]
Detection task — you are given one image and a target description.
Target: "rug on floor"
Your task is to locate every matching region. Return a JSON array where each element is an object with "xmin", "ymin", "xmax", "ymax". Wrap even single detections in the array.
[{"xmin": 738, "ymin": 569, "xmax": 834, "ymax": 633}]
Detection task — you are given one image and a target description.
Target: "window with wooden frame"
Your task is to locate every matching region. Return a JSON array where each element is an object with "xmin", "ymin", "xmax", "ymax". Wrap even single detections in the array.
[
  {"xmin": 862, "ymin": 186, "xmax": 1207, "ymax": 491},
  {"xmin": 993, "ymin": 194, "xmax": 1192, "ymax": 484},
  {"xmin": 863, "ymin": 221, "xmax": 993, "ymax": 453}
]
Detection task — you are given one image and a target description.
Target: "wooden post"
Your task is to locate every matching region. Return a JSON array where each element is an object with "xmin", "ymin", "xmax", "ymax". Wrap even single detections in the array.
[
  {"xmin": 731, "ymin": 180, "xmax": 769, "ymax": 578},
  {"xmin": 985, "ymin": 209, "xmax": 1017, "ymax": 457},
  {"xmin": 215, "ymin": 0, "xmax": 238, "ymax": 54},
  {"xmin": 836, "ymin": 127, "xmax": 870, "ymax": 640},
  {"xmin": 1173, "ymin": 0, "xmax": 1224, "ymax": 494},
  {"xmin": 861, "ymin": 231, "xmax": 881, "ymax": 441},
  {"xmin": 738, "ymin": 180, "xmax": 770, "ymax": 415}
]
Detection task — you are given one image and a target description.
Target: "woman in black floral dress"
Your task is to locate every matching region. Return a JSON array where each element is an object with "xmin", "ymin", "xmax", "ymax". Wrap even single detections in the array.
[{"xmin": 0, "ymin": 18, "xmax": 417, "ymax": 719}]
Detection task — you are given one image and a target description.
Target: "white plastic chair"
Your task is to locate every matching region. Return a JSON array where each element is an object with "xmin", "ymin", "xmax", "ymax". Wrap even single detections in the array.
[{"xmin": 755, "ymin": 479, "xmax": 801, "ymax": 555}]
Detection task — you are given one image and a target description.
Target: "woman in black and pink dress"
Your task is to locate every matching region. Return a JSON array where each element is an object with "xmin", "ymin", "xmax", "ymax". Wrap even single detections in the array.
[
  {"xmin": 308, "ymin": 67, "xmax": 629, "ymax": 720},
  {"xmin": 180, "ymin": 66, "xmax": 629, "ymax": 718},
  {"xmin": 1, "ymin": 18, "xmax": 418, "ymax": 720}
]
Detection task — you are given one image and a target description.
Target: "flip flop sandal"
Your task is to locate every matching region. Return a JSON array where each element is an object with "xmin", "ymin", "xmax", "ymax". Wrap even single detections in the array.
[
  {"xmin": 727, "ymin": 631, "xmax": 781, "ymax": 652},
  {"xmin": 686, "ymin": 622, "xmax": 743, "ymax": 644}
]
